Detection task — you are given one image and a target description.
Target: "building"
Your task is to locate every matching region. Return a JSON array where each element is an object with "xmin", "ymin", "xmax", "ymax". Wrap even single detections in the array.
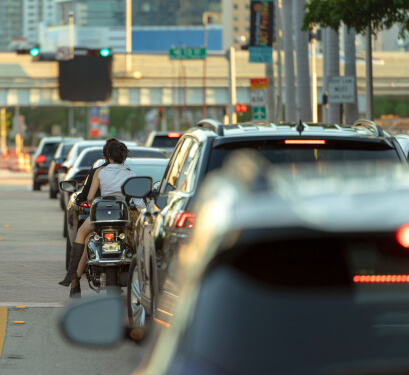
[
  {"xmin": 222, "ymin": 0, "xmax": 251, "ymax": 50},
  {"xmin": 0, "ymin": 0, "xmax": 24, "ymax": 50}
]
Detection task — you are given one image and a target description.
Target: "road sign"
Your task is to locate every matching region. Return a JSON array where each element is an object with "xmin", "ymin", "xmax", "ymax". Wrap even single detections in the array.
[
  {"xmin": 250, "ymin": 90, "xmax": 267, "ymax": 107},
  {"xmin": 56, "ymin": 47, "xmax": 70, "ymax": 61},
  {"xmin": 250, "ymin": 78, "xmax": 268, "ymax": 90},
  {"xmin": 169, "ymin": 47, "xmax": 206, "ymax": 60},
  {"xmin": 328, "ymin": 76, "xmax": 356, "ymax": 104},
  {"xmin": 253, "ymin": 106, "xmax": 267, "ymax": 120}
]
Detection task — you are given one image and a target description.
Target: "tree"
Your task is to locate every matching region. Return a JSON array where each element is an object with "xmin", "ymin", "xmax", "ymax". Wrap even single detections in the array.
[{"xmin": 302, "ymin": 0, "xmax": 409, "ymax": 120}]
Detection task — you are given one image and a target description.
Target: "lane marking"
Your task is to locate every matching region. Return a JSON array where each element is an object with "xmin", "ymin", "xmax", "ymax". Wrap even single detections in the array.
[
  {"xmin": 163, "ymin": 291, "xmax": 179, "ymax": 299},
  {"xmin": 154, "ymin": 318, "xmax": 171, "ymax": 328},
  {"xmin": 13, "ymin": 321, "xmax": 25, "ymax": 324},
  {"xmin": 0, "ymin": 302, "xmax": 66, "ymax": 308},
  {"xmin": 16, "ymin": 306, "xmax": 26, "ymax": 309},
  {"xmin": 0, "ymin": 307, "xmax": 7, "ymax": 358}
]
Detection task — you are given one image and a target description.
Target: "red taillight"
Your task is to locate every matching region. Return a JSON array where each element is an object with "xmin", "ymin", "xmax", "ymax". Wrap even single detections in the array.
[
  {"xmin": 80, "ymin": 202, "xmax": 90, "ymax": 208},
  {"xmin": 353, "ymin": 275, "xmax": 409, "ymax": 283},
  {"xmin": 168, "ymin": 132, "xmax": 181, "ymax": 138},
  {"xmin": 104, "ymin": 233, "xmax": 115, "ymax": 241},
  {"xmin": 284, "ymin": 140, "xmax": 326, "ymax": 145},
  {"xmin": 396, "ymin": 224, "xmax": 409, "ymax": 248},
  {"xmin": 174, "ymin": 212, "xmax": 195, "ymax": 229},
  {"xmin": 36, "ymin": 155, "xmax": 46, "ymax": 163}
]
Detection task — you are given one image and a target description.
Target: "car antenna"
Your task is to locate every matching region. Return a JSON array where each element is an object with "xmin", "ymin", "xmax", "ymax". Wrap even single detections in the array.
[{"xmin": 296, "ymin": 119, "xmax": 305, "ymax": 136}]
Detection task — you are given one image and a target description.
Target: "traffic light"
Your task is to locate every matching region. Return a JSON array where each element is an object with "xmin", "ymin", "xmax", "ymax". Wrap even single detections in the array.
[
  {"xmin": 235, "ymin": 104, "xmax": 248, "ymax": 114},
  {"xmin": 86, "ymin": 49, "xmax": 111, "ymax": 57},
  {"xmin": 29, "ymin": 48, "xmax": 40, "ymax": 57},
  {"xmin": 99, "ymin": 48, "xmax": 110, "ymax": 57}
]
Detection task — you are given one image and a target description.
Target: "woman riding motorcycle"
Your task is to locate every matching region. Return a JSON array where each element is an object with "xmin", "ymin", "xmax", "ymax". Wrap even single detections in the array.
[{"xmin": 59, "ymin": 140, "xmax": 138, "ymax": 297}]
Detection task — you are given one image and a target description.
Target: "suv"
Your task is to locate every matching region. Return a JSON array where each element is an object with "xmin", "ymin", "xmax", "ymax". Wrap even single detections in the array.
[
  {"xmin": 32, "ymin": 137, "xmax": 66, "ymax": 190},
  {"xmin": 123, "ymin": 118, "xmax": 408, "ymax": 332},
  {"xmin": 144, "ymin": 131, "xmax": 183, "ymax": 154}
]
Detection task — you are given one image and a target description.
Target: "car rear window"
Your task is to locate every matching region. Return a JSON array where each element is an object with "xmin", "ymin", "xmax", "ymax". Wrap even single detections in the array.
[
  {"xmin": 151, "ymin": 136, "xmax": 180, "ymax": 149},
  {"xmin": 207, "ymin": 139, "xmax": 401, "ymax": 172},
  {"xmin": 41, "ymin": 142, "xmax": 60, "ymax": 156},
  {"xmin": 129, "ymin": 149, "xmax": 166, "ymax": 159},
  {"xmin": 126, "ymin": 163, "xmax": 167, "ymax": 183},
  {"xmin": 181, "ymin": 232, "xmax": 409, "ymax": 375},
  {"xmin": 78, "ymin": 149, "xmax": 103, "ymax": 167},
  {"xmin": 61, "ymin": 143, "xmax": 75, "ymax": 158}
]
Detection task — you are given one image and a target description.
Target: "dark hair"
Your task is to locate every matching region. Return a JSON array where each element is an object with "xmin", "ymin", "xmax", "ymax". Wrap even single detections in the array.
[
  {"xmin": 107, "ymin": 141, "xmax": 129, "ymax": 163},
  {"xmin": 103, "ymin": 138, "xmax": 119, "ymax": 159}
]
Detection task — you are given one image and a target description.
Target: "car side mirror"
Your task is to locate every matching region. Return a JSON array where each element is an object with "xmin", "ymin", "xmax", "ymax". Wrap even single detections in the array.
[
  {"xmin": 60, "ymin": 180, "xmax": 78, "ymax": 193},
  {"xmin": 122, "ymin": 177, "xmax": 152, "ymax": 198},
  {"xmin": 60, "ymin": 295, "xmax": 124, "ymax": 347}
]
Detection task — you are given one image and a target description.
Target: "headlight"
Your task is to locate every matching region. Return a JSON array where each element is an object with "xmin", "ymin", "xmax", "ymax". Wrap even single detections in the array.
[
  {"xmin": 94, "ymin": 234, "xmax": 101, "ymax": 240},
  {"xmin": 119, "ymin": 233, "xmax": 126, "ymax": 240}
]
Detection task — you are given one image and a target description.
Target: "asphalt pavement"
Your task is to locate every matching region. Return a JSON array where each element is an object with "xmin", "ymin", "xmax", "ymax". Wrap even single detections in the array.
[{"xmin": 0, "ymin": 170, "xmax": 143, "ymax": 375}]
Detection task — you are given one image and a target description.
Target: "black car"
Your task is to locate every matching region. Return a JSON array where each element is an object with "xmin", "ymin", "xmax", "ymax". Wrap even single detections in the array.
[
  {"xmin": 48, "ymin": 138, "xmax": 83, "ymax": 199},
  {"xmin": 32, "ymin": 137, "xmax": 70, "ymax": 191},
  {"xmin": 144, "ymin": 131, "xmax": 183, "ymax": 155},
  {"xmin": 64, "ymin": 158, "xmax": 169, "ymax": 271},
  {"xmin": 123, "ymin": 118, "xmax": 408, "ymax": 333}
]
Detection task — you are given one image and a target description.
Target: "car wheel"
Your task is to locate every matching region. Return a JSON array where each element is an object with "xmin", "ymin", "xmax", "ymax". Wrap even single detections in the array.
[
  {"xmin": 106, "ymin": 267, "xmax": 119, "ymax": 294},
  {"xmin": 63, "ymin": 212, "xmax": 67, "ymax": 238},
  {"xmin": 33, "ymin": 181, "xmax": 41, "ymax": 191},
  {"xmin": 49, "ymin": 186, "xmax": 57, "ymax": 199},
  {"xmin": 127, "ymin": 256, "xmax": 152, "ymax": 335},
  {"xmin": 66, "ymin": 235, "xmax": 71, "ymax": 271},
  {"xmin": 59, "ymin": 192, "xmax": 65, "ymax": 211}
]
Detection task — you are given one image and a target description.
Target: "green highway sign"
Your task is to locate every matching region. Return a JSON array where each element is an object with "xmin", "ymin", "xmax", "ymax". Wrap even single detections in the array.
[
  {"xmin": 252, "ymin": 106, "xmax": 267, "ymax": 121},
  {"xmin": 169, "ymin": 47, "xmax": 206, "ymax": 60}
]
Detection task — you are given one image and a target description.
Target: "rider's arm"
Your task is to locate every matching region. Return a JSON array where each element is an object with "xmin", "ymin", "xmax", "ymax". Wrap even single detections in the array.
[{"xmin": 87, "ymin": 168, "xmax": 101, "ymax": 205}]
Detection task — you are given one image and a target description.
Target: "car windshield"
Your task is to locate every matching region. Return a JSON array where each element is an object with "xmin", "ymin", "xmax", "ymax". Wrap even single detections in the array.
[
  {"xmin": 207, "ymin": 139, "xmax": 401, "ymax": 173},
  {"xmin": 151, "ymin": 136, "xmax": 180, "ymax": 149},
  {"xmin": 129, "ymin": 149, "xmax": 166, "ymax": 159},
  {"xmin": 125, "ymin": 163, "xmax": 167, "ymax": 183},
  {"xmin": 179, "ymin": 232, "xmax": 409, "ymax": 375}
]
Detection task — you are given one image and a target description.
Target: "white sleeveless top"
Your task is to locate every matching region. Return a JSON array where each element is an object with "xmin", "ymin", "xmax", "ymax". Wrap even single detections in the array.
[{"xmin": 98, "ymin": 163, "xmax": 136, "ymax": 198}]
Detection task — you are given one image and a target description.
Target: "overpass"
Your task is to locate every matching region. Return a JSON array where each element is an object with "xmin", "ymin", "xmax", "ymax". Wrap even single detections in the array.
[{"xmin": 0, "ymin": 51, "xmax": 408, "ymax": 112}]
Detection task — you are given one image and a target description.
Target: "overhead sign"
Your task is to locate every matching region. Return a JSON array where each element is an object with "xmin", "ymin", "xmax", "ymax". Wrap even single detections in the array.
[
  {"xmin": 328, "ymin": 76, "xmax": 356, "ymax": 104},
  {"xmin": 169, "ymin": 47, "xmax": 206, "ymax": 60},
  {"xmin": 249, "ymin": 0, "xmax": 275, "ymax": 64},
  {"xmin": 250, "ymin": 78, "xmax": 268, "ymax": 89}
]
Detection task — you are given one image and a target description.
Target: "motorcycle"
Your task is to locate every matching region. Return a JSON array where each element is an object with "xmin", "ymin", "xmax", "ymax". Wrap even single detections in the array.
[{"xmin": 60, "ymin": 180, "xmax": 138, "ymax": 293}]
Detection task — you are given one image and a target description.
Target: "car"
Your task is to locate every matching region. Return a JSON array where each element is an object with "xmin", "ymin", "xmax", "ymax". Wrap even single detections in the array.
[
  {"xmin": 48, "ymin": 138, "xmax": 83, "ymax": 199},
  {"xmin": 395, "ymin": 134, "xmax": 409, "ymax": 160},
  {"xmin": 32, "ymin": 136, "xmax": 80, "ymax": 191},
  {"xmin": 64, "ymin": 158, "xmax": 169, "ymax": 271},
  {"xmin": 61, "ymin": 153, "xmax": 409, "ymax": 375},
  {"xmin": 144, "ymin": 131, "xmax": 183, "ymax": 155},
  {"xmin": 58, "ymin": 140, "xmax": 137, "ymax": 210},
  {"xmin": 123, "ymin": 118, "xmax": 408, "ymax": 334}
]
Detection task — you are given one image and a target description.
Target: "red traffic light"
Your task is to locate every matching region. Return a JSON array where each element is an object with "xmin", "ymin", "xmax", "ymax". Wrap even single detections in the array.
[{"xmin": 235, "ymin": 104, "xmax": 248, "ymax": 113}]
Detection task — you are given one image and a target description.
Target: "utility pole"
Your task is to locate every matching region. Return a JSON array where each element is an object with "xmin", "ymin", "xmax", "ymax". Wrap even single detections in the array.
[
  {"xmin": 227, "ymin": 46, "xmax": 237, "ymax": 124},
  {"xmin": 202, "ymin": 14, "xmax": 208, "ymax": 119},
  {"xmin": 311, "ymin": 26, "xmax": 318, "ymax": 122},
  {"xmin": 365, "ymin": 27, "xmax": 374, "ymax": 120},
  {"xmin": 126, "ymin": 0, "xmax": 132, "ymax": 73},
  {"xmin": 0, "ymin": 108, "xmax": 7, "ymax": 158},
  {"xmin": 69, "ymin": 11, "xmax": 74, "ymax": 59},
  {"xmin": 276, "ymin": 0, "xmax": 283, "ymax": 122}
]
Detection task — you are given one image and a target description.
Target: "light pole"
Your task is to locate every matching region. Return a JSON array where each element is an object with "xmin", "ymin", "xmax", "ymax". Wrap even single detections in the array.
[
  {"xmin": 126, "ymin": 0, "xmax": 132, "ymax": 73},
  {"xmin": 227, "ymin": 46, "xmax": 237, "ymax": 124},
  {"xmin": 69, "ymin": 11, "xmax": 74, "ymax": 59}
]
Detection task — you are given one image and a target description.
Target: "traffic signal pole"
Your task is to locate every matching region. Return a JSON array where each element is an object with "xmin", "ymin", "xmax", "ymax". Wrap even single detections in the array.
[
  {"xmin": 227, "ymin": 46, "xmax": 237, "ymax": 124},
  {"xmin": 126, "ymin": 0, "xmax": 132, "ymax": 73}
]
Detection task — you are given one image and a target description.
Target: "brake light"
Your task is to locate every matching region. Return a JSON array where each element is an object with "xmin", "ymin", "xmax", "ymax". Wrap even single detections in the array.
[
  {"xmin": 80, "ymin": 202, "xmax": 90, "ymax": 208},
  {"xmin": 396, "ymin": 224, "xmax": 409, "ymax": 248},
  {"xmin": 104, "ymin": 233, "xmax": 115, "ymax": 241},
  {"xmin": 174, "ymin": 212, "xmax": 195, "ymax": 229},
  {"xmin": 353, "ymin": 275, "xmax": 409, "ymax": 283},
  {"xmin": 168, "ymin": 132, "xmax": 181, "ymax": 138},
  {"xmin": 36, "ymin": 155, "xmax": 46, "ymax": 163},
  {"xmin": 284, "ymin": 140, "xmax": 326, "ymax": 145}
]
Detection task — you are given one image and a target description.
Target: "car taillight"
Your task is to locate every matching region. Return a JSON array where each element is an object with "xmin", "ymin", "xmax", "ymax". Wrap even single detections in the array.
[
  {"xmin": 80, "ymin": 202, "xmax": 90, "ymax": 208},
  {"xmin": 36, "ymin": 155, "xmax": 46, "ymax": 163},
  {"xmin": 353, "ymin": 275, "xmax": 409, "ymax": 283},
  {"xmin": 168, "ymin": 132, "xmax": 181, "ymax": 138},
  {"xmin": 104, "ymin": 233, "xmax": 115, "ymax": 241},
  {"xmin": 396, "ymin": 224, "xmax": 409, "ymax": 248},
  {"xmin": 284, "ymin": 140, "xmax": 326, "ymax": 145},
  {"xmin": 174, "ymin": 212, "xmax": 195, "ymax": 229}
]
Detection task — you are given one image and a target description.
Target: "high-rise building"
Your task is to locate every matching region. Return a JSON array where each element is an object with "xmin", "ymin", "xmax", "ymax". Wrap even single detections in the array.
[
  {"xmin": 222, "ymin": 0, "xmax": 251, "ymax": 50},
  {"xmin": 0, "ymin": 0, "xmax": 24, "ymax": 50}
]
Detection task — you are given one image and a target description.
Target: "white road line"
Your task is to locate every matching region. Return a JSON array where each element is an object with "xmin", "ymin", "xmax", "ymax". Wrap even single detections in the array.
[{"xmin": 0, "ymin": 302, "xmax": 67, "ymax": 308}]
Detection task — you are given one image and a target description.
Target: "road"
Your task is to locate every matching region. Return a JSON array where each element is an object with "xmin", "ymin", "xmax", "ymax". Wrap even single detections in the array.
[{"xmin": 0, "ymin": 170, "xmax": 142, "ymax": 375}]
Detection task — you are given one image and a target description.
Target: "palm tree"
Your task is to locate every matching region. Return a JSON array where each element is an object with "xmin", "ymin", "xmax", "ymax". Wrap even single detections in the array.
[
  {"xmin": 344, "ymin": 26, "xmax": 359, "ymax": 124},
  {"xmin": 293, "ymin": 0, "xmax": 312, "ymax": 122},
  {"xmin": 326, "ymin": 28, "xmax": 340, "ymax": 123},
  {"xmin": 282, "ymin": 0, "xmax": 296, "ymax": 121}
]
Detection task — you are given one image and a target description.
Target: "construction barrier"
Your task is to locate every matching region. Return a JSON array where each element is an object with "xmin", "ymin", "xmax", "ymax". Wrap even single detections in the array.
[{"xmin": 0, "ymin": 151, "xmax": 31, "ymax": 172}]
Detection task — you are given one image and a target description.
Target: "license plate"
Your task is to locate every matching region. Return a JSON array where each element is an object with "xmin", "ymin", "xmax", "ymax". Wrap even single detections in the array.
[{"xmin": 102, "ymin": 242, "xmax": 121, "ymax": 252}]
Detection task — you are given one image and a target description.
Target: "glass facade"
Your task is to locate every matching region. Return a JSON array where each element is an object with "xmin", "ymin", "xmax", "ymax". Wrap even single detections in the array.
[{"xmin": 0, "ymin": 0, "xmax": 24, "ymax": 50}]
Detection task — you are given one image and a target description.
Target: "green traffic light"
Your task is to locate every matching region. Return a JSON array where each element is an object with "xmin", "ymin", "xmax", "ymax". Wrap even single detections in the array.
[
  {"xmin": 29, "ymin": 48, "xmax": 40, "ymax": 57},
  {"xmin": 99, "ymin": 48, "xmax": 110, "ymax": 57}
]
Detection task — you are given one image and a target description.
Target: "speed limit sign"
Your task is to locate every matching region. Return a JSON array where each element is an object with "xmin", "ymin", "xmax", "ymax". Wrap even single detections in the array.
[{"xmin": 56, "ymin": 47, "xmax": 70, "ymax": 61}]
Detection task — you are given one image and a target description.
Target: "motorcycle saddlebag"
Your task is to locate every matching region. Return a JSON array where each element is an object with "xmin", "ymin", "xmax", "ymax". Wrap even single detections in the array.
[{"xmin": 90, "ymin": 196, "xmax": 130, "ymax": 228}]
